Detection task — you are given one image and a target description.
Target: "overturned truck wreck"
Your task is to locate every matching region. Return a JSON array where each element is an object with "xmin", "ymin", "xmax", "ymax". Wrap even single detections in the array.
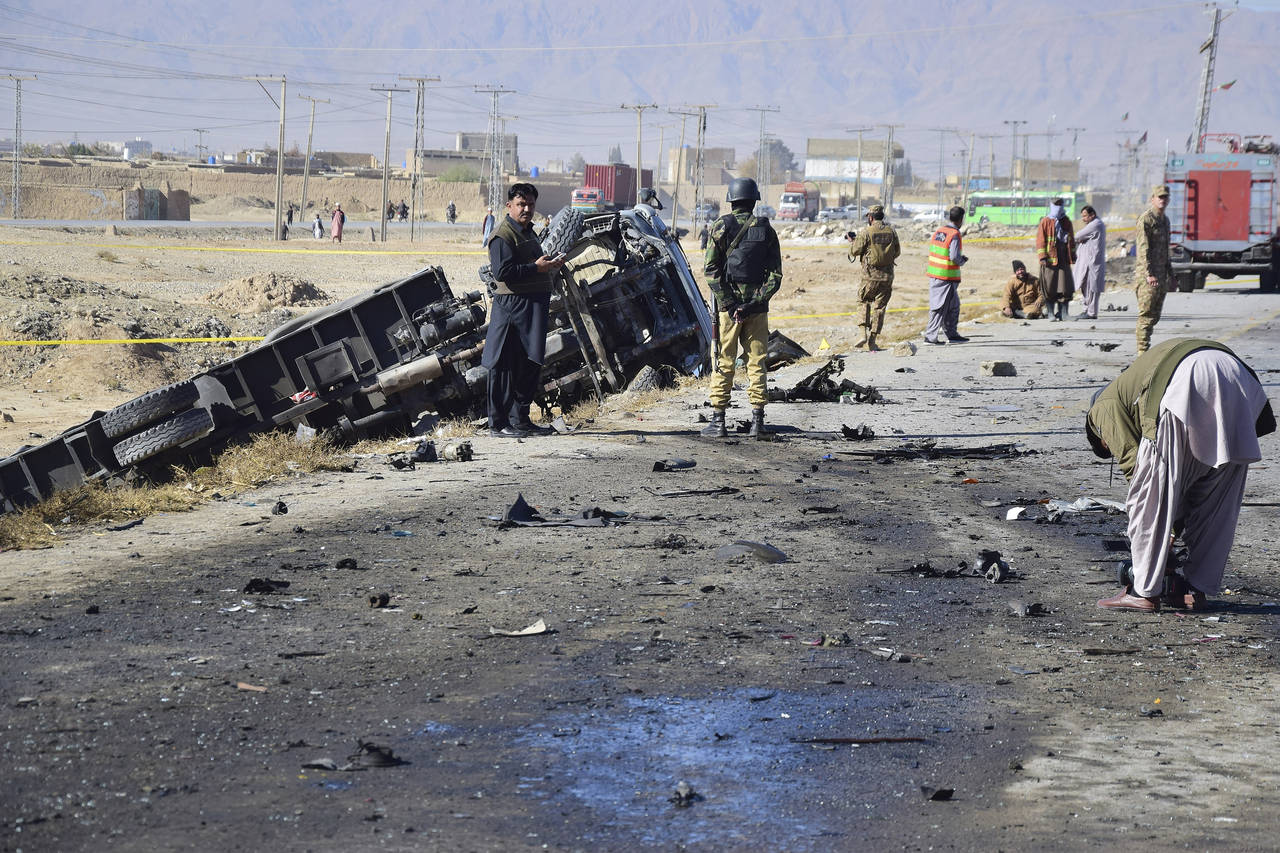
[{"xmin": 0, "ymin": 206, "xmax": 712, "ymax": 512}]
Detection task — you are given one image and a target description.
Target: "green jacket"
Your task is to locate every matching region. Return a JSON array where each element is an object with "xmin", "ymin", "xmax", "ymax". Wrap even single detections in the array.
[
  {"xmin": 704, "ymin": 209, "xmax": 783, "ymax": 311},
  {"xmin": 1087, "ymin": 338, "xmax": 1239, "ymax": 479}
]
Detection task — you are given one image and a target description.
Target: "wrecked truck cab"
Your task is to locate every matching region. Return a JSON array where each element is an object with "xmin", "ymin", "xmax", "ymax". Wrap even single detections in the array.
[{"xmin": 0, "ymin": 207, "xmax": 713, "ymax": 513}]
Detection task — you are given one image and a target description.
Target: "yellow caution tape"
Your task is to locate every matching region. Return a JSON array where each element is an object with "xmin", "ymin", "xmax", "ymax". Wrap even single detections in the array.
[
  {"xmin": 0, "ymin": 336, "xmax": 266, "ymax": 347},
  {"xmin": 0, "ymin": 240, "xmax": 485, "ymax": 256},
  {"xmin": 774, "ymin": 299, "xmax": 1002, "ymax": 321}
]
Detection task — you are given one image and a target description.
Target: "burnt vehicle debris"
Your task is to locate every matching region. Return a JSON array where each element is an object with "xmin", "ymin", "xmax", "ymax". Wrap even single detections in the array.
[{"xmin": 0, "ymin": 206, "xmax": 712, "ymax": 513}]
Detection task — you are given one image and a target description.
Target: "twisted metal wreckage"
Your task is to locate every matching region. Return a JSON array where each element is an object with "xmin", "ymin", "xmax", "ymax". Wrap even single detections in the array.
[{"xmin": 0, "ymin": 206, "xmax": 714, "ymax": 513}]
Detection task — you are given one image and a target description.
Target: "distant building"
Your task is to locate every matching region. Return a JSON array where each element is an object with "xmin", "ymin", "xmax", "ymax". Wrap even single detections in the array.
[
  {"xmin": 1014, "ymin": 158, "xmax": 1080, "ymax": 188},
  {"xmin": 313, "ymin": 151, "xmax": 380, "ymax": 170},
  {"xmin": 803, "ymin": 138, "xmax": 908, "ymax": 185},
  {"xmin": 405, "ymin": 132, "xmax": 519, "ymax": 177},
  {"xmin": 666, "ymin": 146, "xmax": 735, "ymax": 184},
  {"xmin": 102, "ymin": 137, "xmax": 154, "ymax": 160}
]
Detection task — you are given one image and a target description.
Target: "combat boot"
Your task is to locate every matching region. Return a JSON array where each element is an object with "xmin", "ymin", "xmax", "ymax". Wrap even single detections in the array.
[
  {"xmin": 852, "ymin": 328, "xmax": 869, "ymax": 349},
  {"xmin": 747, "ymin": 408, "xmax": 767, "ymax": 439},
  {"xmin": 866, "ymin": 332, "xmax": 880, "ymax": 352},
  {"xmin": 700, "ymin": 409, "xmax": 728, "ymax": 438}
]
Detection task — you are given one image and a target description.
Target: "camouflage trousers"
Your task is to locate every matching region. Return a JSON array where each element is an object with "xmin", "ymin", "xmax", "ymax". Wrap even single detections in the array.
[
  {"xmin": 709, "ymin": 310, "xmax": 770, "ymax": 409},
  {"xmin": 1135, "ymin": 276, "xmax": 1167, "ymax": 353},
  {"xmin": 858, "ymin": 277, "xmax": 893, "ymax": 334}
]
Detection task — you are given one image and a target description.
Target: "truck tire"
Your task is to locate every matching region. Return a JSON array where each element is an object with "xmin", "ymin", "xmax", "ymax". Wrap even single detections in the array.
[
  {"xmin": 1262, "ymin": 269, "xmax": 1279, "ymax": 293},
  {"xmin": 100, "ymin": 380, "xmax": 200, "ymax": 439},
  {"xmin": 1176, "ymin": 272, "xmax": 1195, "ymax": 293},
  {"xmin": 540, "ymin": 207, "xmax": 585, "ymax": 258},
  {"xmin": 112, "ymin": 407, "xmax": 214, "ymax": 467}
]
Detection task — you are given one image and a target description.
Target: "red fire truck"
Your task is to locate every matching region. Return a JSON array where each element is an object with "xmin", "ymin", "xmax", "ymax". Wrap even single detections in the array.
[{"xmin": 1164, "ymin": 133, "xmax": 1278, "ymax": 292}]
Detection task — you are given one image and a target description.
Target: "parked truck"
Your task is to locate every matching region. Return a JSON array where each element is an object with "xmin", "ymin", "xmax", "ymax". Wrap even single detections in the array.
[
  {"xmin": 777, "ymin": 181, "xmax": 820, "ymax": 221},
  {"xmin": 0, "ymin": 206, "xmax": 713, "ymax": 513},
  {"xmin": 583, "ymin": 164, "xmax": 654, "ymax": 210},
  {"xmin": 1164, "ymin": 133, "xmax": 1279, "ymax": 292}
]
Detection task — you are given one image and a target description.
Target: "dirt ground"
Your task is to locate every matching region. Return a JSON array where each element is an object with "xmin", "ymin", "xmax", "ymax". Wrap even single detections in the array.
[{"xmin": 2, "ymin": 215, "xmax": 1279, "ymax": 851}]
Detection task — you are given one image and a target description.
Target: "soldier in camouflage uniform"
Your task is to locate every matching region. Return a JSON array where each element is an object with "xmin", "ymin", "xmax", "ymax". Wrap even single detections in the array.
[
  {"xmin": 701, "ymin": 177, "xmax": 783, "ymax": 439},
  {"xmin": 1135, "ymin": 185, "xmax": 1173, "ymax": 353},
  {"xmin": 846, "ymin": 204, "xmax": 901, "ymax": 351}
]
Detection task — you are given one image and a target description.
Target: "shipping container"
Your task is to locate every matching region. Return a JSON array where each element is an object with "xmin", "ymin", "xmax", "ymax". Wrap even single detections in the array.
[{"xmin": 583, "ymin": 164, "xmax": 654, "ymax": 208}]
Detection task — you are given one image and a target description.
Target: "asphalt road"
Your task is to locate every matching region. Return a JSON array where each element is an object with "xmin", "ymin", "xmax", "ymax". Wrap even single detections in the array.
[{"xmin": 1, "ymin": 282, "xmax": 1278, "ymax": 851}]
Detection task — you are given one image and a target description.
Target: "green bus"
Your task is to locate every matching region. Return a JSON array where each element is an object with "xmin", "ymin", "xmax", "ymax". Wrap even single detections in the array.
[{"xmin": 966, "ymin": 190, "xmax": 1084, "ymax": 226}]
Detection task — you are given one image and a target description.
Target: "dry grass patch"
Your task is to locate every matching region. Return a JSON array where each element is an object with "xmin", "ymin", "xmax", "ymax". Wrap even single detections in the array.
[{"xmin": 0, "ymin": 430, "xmax": 351, "ymax": 551}]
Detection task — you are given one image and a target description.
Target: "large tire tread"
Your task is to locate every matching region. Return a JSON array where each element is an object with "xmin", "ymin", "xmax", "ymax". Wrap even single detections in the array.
[
  {"xmin": 540, "ymin": 207, "xmax": 586, "ymax": 258},
  {"xmin": 101, "ymin": 381, "xmax": 200, "ymax": 439},
  {"xmin": 112, "ymin": 407, "xmax": 214, "ymax": 467}
]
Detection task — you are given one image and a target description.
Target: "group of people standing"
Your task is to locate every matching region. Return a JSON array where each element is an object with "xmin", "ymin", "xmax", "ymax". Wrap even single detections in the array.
[{"xmin": 1001, "ymin": 198, "xmax": 1107, "ymax": 322}]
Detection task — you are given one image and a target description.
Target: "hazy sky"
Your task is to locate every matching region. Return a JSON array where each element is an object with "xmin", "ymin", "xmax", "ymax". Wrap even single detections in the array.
[{"xmin": 0, "ymin": 0, "xmax": 1274, "ymax": 184}]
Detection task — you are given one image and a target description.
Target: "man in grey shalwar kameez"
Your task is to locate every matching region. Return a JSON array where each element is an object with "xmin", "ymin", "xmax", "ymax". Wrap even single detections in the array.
[
  {"xmin": 1086, "ymin": 339, "xmax": 1275, "ymax": 612},
  {"xmin": 1073, "ymin": 205, "xmax": 1106, "ymax": 320}
]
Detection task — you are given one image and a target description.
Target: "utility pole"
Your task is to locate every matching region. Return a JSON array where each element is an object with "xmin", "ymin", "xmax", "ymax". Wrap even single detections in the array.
[
  {"xmin": 845, "ymin": 127, "xmax": 872, "ymax": 218},
  {"xmin": 476, "ymin": 86, "xmax": 514, "ymax": 215},
  {"xmin": 928, "ymin": 128, "xmax": 953, "ymax": 213},
  {"xmin": 961, "ymin": 131, "xmax": 976, "ymax": 210},
  {"xmin": 879, "ymin": 124, "xmax": 902, "ymax": 210},
  {"xmin": 400, "ymin": 75, "xmax": 439, "ymax": 241},
  {"xmin": 1046, "ymin": 114, "xmax": 1056, "ymax": 187},
  {"xmin": 247, "ymin": 76, "xmax": 286, "ymax": 241},
  {"xmin": 1003, "ymin": 120, "xmax": 1027, "ymax": 191},
  {"xmin": 621, "ymin": 103, "xmax": 657, "ymax": 203},
  {"xmin": 668, "ymin": 110, "xmax": 691, "ymax": 232},
  {"xmin": 746, "ymin": 105, "xmax": 781, "ymax": 190},
  {"xmin": 694, "ymin": 106, "xmax": 711, "ymax": 230},
  {"xmin": 193, "ymin": 127, "xmax": 209, "ymax": 163},
  {"xmin": 4, "ymin": 75, "xmax": 33, "ymax": 219},
  {"xmin": 1066, "ymin": 126, "xmax": 1086, "ymax": 186},
  {"xmin": 296, "ymin": 95, "xmax": 328, "ymax": 222},
  {"xmin": 673, "ymin": 105, "xmax": 715, "ymax": 230},
  {"xmin": 371, "ymin": 85, "xmax": 409, "ymax": 243},
  {"xmin": 1192, "ymin": 4, "xmax": 1228, "ymax": 153}
]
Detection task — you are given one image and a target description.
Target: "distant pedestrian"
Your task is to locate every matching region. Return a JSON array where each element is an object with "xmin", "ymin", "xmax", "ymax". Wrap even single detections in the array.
[
  {"xmin": 1135, "ymin": 185, "xmax": 1173, "ymax": 353},
  {"xmin": 481, "ymin": 207, "xmax": 496, "ymax": 244},
  {"xmin": 331, "ymin": 203, "xmax": 345, "ymax": 243},
  {"xmin": 285, "ymin": 203, "xmax": 294, "ymax": 226},
  {"xmin": 699, "ymin": 224, "xmax": 710, "ymax": 251},
  {"xmin": 1073, "ymin": 205, "xmax": 1106, "ymax": 320},
  {"xmin": 922, "ymin": 206, "xmax": 968, "ymax": 345},
  {"xmin": 312, "ymin": 213, "xmax": 324, "ymax": 239},
  {"xmin": 397, "ymin": 200, "xmax": 408, "ymax": 221},
  {"xmin": 446, "ymin": 201, "xmax": 457, "ymax": 224},
  {"xmin": 1036, "ymin": 197, "xmax": 1077, "ymax": 321}
]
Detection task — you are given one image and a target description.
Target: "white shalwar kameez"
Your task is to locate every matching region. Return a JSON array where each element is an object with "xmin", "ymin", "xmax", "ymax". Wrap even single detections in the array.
[{"xmin": 1125, "ymin": 350, "xmax": 1269, "ymax": 597}]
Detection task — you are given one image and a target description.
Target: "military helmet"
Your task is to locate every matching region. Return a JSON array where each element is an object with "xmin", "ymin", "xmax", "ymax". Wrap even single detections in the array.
[{"xmin": 726, "ymin": 177, "xmax": 761, "ymax": 203}]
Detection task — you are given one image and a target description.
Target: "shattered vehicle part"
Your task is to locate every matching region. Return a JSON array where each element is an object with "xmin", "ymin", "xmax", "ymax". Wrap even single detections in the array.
[
  {"xmin": 839, "ymin": 440, "xmax": 1029, "ymax": 462},
  {"xmin": 1, "ymin": 205, "xmax": 712, "ymax": 512},
  {"xmin": 767, "ymin": 356, "xmax": 883, "ymax": 404},
  {"xmin": 765, "ymin": 330, "xmax": 810, "ymax": 370}
]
